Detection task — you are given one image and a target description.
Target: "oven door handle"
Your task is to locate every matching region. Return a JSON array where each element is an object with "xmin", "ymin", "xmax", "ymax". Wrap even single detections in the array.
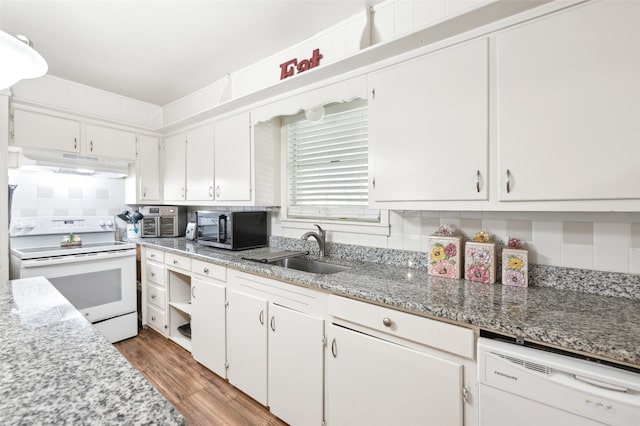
[{"xmin": 20, "ymin": 250, "xmax": 136, "ymax": 268}]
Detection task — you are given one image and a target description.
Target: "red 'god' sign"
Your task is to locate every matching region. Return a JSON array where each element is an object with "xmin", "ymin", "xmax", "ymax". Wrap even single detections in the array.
[{"xmin": 279, "ymin": 49, "xmax": 323, "ymax": 80}]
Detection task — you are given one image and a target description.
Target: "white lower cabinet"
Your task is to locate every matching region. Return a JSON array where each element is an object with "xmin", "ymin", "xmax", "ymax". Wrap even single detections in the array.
[
  {"xmin": 226, "ymin": 289, "xmax": 268, "ymax": 405},
  {"xmin": 268, "ymin": 303, "xmax": 324, "ymax": 426},
  {"xmin": 327, "ymin": 324, "xmax": 464, "ymax": 426},
  {"xmin": 191, "ymin": 276, "xmax": 226, "ymax": 378},
  {"xmin": 327, "ymin": 295, "xmax": 478, "ymax": 426}
]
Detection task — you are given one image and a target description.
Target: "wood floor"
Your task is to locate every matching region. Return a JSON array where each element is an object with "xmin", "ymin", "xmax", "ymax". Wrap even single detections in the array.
[{"xmin": 114, "ymin": 327, "xmax": 288, "ymax": 426}]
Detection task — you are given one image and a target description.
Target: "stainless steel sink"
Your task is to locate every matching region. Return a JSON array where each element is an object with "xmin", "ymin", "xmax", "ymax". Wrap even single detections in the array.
[{"xmin": 267, "ymin": 257, "xmax": 347, "ymax": 275}]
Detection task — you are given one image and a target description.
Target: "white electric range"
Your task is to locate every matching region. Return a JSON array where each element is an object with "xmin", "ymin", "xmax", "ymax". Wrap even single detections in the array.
[{"xmin": 9, "ymin": 216, "xmax": 138, "ymax": 343}]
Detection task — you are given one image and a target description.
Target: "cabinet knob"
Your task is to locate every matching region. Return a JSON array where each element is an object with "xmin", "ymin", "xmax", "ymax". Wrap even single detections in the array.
[
  {"xmin": 173, "ymin": 260, "xmax": 178, "ymax": 265},
  {"xmin": 150, "ymin": 254, "xmax": 156, "ymax": 259},
  {"xmin": 150, "ymin": 272, "xmax": 155, "ymax": 277},
  {"xmin": 382, "ymin": 317, "xmax": 393, "ymax": 327},
  {"xmin": 151, "ymin": 316, "xmax": 156, "ymax": 321},
  {"xmin": 151, "ymin": 294, "xmax": 156, "ymax": 299},
  {"xmin": 203, "ymin": 268, "xmax": 209, "ymax": 275}
]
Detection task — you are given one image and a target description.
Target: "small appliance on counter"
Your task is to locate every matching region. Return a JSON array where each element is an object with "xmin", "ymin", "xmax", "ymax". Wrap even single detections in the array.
[
  {"xmin": 195, "ymin": 210, "xmax": 267, "ymax": 250},
  {"xmin": 140, "ymin": 206, "xmax": 187, "ymax": 237},
  {"xmin": 185, "ymin": 222, "xmax": 196, "ymax": 240}
]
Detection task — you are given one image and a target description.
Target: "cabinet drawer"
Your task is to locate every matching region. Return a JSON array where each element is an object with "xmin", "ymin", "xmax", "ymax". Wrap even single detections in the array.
[
  {"xmin": 146, "ymin": 262, "xmax": 165, "ymax": 286},
  {"xmin": 330, "ymin": 295, "xmax": 475, "ymax": 359},
  {"xmin": 147, "ymin": 284, "xmax": 166, "ymax": 308},
  {"xmin": 192, "ymin": 259, "xmax": 226, "ymax": 282},
  {"xmin": 147, "ymin": 305, "xmax": 166, "ymax": 334},
  {"xmin": 145, "ymin": 247, "xmax": 164, "ymax": 263},
  {"xmin": 165, "ymin": 252, "xmax": 191, "ymax": 271}
]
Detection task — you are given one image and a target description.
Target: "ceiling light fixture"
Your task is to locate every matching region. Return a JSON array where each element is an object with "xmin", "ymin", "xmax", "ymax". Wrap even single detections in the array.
[{"xmin": 0, "ymin": 30, "xmax": 48, "ymax": 90}]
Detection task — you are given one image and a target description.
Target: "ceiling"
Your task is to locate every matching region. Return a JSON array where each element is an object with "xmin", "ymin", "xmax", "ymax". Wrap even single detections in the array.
[{"xmin": 0, "ymin": 0, "xmax": 382, "ymax": 106}]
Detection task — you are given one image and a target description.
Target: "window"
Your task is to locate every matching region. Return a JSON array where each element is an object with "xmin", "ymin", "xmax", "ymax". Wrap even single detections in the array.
[{"xmin": 284, "ymin": 99, "xmax": 378, "ymax": 221}]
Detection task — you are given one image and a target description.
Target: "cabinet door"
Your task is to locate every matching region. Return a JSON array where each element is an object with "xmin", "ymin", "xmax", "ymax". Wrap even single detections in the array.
[
  {"xmin": 12, "ymin": 108, "xmax": 81, "ymax": 153},
  {"xmin": 369, "ymin": 38, "xmax": 488, "ymax": 202},
  {"xmin": 214, "ymin": 112, "xmax": 251, "ymax": 201},
  {"xmin": 268, "ymin": 303, "xmax": 324, "ymax": 426},
  {"xmin": 327, "ymin": 324, "xmax": 464, "ymax": 426},
  {"xmin": 186, "ymin": 123, "xmax": 215, "ymax": 201},
  {"xmin": 226, "ymin": 289, "xmax": 268, "ymax": 405},
  {"xmin": 85, "ymin": 123, "xmax": 136, "ymax": 160},
  {"xmin": 138, "ymin": 134, "xmax": 161, "ymax": 201},
  {"xmin": 496, "ymin": 1, "xmax": 640, "ymax": 201},
  {"xmin": 191, "ymin": 277, "xmax": 226, "ymax": 378},
  {"xmin": 163, "ymin": 133, "xmax": 186, "ymax": 201}
]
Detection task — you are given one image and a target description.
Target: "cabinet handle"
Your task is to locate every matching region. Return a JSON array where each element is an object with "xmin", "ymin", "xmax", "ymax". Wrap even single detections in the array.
[
  {"xmin": 259, "ymin": 310, "xmax": 264, "ymax": 325},
  {"xmin": 73, "ymin": 137, "xmax": 77, "ymax": 150},
  {"xmin": 151, "ymin": 315, "xmax": 156, "ymax": 321},
  {"xmin": 180, "ymin": 187, "xmax": 185, "ymax": 198},
  {"xmin": 173, "ymin": 260, "xmax": 178, "ymax": 265},
  {"xmin": 475, "ymin": 170, "xmax": 481, "ymax": 193},
  {"xmin": 90, "ymin": 140, "xmax": 94, "ymax": 152},
  {"xmin": 150, "ymin": 272, "xmax": 155, "ymax": 277},
  {"xmin": 270, "ymin": 316, "xmax": 276, "ymax": 332},
  {"xmin": 371, "ymin": 88, "xmax": 376, "ymax": 100},
  {"xmin": 203, "ymin": 268, "xmax": 209, "ymax": 275},
  {"xmin": 150, "ymin": 254, "xmax": 156, "ymax": 259},
  {"xmin": 216, "ymin": 186, "xmax": 221, "ymax": 197},
  {"xmin": 151, "ymin": 294, "xmax": 156, "ymax": 299},
  {"xmin": 382, "ymin": 317, "xmax": 393, "ymax": 327},
  {"xmin": 331, "ymin": 338, "xmax": 337, "ymax": 358},
  {"xmin": 506, "ymin": 169, "xmax": 512, "ymax": 194},
  {"xmin": 372, "ymin": 177, "xmax": 375, "ymax": 189},
  {"xmin": 191, "ymin": 286, "xmax": 195, "ymax": 299},
  {"xmin": 143, "ymin": 187, "xmax": 147, "ymax": 198},
  {"xmin": 209, "ymin": 185, "xmax": 213, "ymax": 197}
]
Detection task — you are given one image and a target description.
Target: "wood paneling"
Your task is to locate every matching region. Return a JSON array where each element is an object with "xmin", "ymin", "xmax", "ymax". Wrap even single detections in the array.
[{"xmin": 114, "ymin": 328, "xmax": 287, "ymax": 426}]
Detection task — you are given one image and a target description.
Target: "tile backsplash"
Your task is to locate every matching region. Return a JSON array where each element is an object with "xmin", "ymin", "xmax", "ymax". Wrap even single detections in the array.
[
  {"xmin": 276, "ymin": 210, "xmax": 640, "ymax": 275},
  {"xmin": 8, "ymin": 170, "xmax": 126, "ymax": 219}
]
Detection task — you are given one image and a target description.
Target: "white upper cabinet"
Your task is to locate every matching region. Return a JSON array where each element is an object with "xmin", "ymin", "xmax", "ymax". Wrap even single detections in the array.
[
  {"xmin": 163, "ymin": 132, "xmax": 187, "ymax": 202},
  {"xmin": 137, "ymin": 134, "xmax": 161, "ymax": 201},
  {"xmin": 11, "ymin": 106, "xmax": 137, "ymax": 162},
  {"xmin": 85, "ymin": 123, "xmax": 136, "ymax": 161},
  {"xmin": 369, "ymin": 37, "xmax": 489, "ymax": 204},
  {"xmin": 186, "ymin": 123, "xmax": 215, "ymax": 201},
  {"xmin": 12, "ymin": 107, "xmax": 81, "ymax": 153},
  {"xmin": 214, "ymin": 112, "xmax": 251, "ymax": 202},
  {"xmin": 496, "ymin": 0, "xmax": 640, "ymax": 202}
]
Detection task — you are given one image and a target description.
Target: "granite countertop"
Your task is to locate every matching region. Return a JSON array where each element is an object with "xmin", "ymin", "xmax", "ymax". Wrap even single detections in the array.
[
  {"xmin": 139, "ymin": 238, "xmax": 640, "ymax": 369},
  {"xmin": 0, "ymin": 276, "xmax": 185, "ymax": 425}
]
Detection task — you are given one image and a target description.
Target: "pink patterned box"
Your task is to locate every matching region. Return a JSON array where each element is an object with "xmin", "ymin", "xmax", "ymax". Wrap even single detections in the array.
[
  {"xmin": 464, "ymin": 241, "xmax": 496, "ymax": 284},
  {"xmin": 427, "ymin": 235, "xmax": 463, "ymax": 279}
]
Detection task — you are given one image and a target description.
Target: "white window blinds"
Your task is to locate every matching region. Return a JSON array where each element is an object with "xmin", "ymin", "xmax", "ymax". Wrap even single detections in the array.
[{"xmin": 285, "ymin": 99, "xmax": 379, "ymax": 221}]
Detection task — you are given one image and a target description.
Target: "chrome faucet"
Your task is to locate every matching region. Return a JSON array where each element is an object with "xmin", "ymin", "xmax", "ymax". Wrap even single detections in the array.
[{"xmin": 301, "ymin": 224, "xmax": 326, "ymax": 257}]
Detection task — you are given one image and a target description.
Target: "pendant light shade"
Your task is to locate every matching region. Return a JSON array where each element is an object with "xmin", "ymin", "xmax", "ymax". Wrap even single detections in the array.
[{"xmin": 0, "ymin": 30, "xmax": 48, "ymax": 90}]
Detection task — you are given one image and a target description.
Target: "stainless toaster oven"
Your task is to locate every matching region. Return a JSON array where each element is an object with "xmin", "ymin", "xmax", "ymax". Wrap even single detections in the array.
[{"xmin": 140, "ymin": 206, "xmax": 187, "ymax": 237}]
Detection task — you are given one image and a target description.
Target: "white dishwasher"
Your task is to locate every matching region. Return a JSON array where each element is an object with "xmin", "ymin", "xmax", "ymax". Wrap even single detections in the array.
[{"xmin": 478, "ymin": 337, "xmax": 640, "ymax": 426}]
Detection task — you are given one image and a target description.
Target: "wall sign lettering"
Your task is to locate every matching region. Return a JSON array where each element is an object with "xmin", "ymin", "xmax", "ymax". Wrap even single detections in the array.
[{"xmin": 279, "ymin": 48, "xmax": 323, "ymax": 80}]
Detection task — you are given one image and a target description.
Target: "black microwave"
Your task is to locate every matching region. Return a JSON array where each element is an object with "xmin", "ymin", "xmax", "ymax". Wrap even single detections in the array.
[{"xmin": 195, "ymin": 211, "xmax": 268, "ymax": 250}]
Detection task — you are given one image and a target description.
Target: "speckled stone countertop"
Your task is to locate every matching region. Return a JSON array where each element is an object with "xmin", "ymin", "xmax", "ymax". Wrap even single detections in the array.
[
  {"xmin": 139, "ymin": 238, "xmax": 640, "ymax": 369},
  {"xmin": 0, "ymin": 276, "xmax": 185, "ymax": 425}
]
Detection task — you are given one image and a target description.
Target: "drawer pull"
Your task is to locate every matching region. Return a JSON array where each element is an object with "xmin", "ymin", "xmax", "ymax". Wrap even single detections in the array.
[
  {"xmin": 151, "ymin": 294, "xmax": 156, "ymax": 299},
  {"xmin": 173, "ymin": 260, "xmax": 179, "ymax": 265},
  {"xmin": 150, "ymin": 254, "xmax": 156, "ymax": 259},
  {"xmin": 203, "ymin": 268, "xmax": 209, "ymax": 275},
  {"xmin": 382, "ymin": 317, "xmax": 393, "ymax": 327},
  {"xmin": 150, "ymin": 272, "xmax": 155, "ymax": 277}
]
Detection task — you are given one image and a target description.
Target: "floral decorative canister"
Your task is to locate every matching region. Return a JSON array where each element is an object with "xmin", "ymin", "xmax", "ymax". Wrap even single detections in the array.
[
  {"xmin": 464, "ymin": 231, "xmax": 496, "ymax": 284},
  {"xmin": 428, "ymin": 225, "xmax": 462, "ymax": 279},
  {"xmin": 502, "ymin": 237, "xmax": 529, "ymax": 287}
]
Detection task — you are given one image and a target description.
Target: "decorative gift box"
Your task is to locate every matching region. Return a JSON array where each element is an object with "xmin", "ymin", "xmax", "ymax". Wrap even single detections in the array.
[
  {"xmin": 501, "ymin": 237, "xmax": 529, "ymax": 287},
  {"xmin": 464, "ymin": 231, "xmax": 496, "ymax": 284},
  {"xmin": 428, "ymin": 225, "xmax": 462, "ymax": 279}
]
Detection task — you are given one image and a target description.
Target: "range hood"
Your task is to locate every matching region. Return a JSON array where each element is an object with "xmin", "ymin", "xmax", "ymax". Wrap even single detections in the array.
[{"xmin": 11, "ymin": 147, "xmax": 130, "ymax": 178}]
